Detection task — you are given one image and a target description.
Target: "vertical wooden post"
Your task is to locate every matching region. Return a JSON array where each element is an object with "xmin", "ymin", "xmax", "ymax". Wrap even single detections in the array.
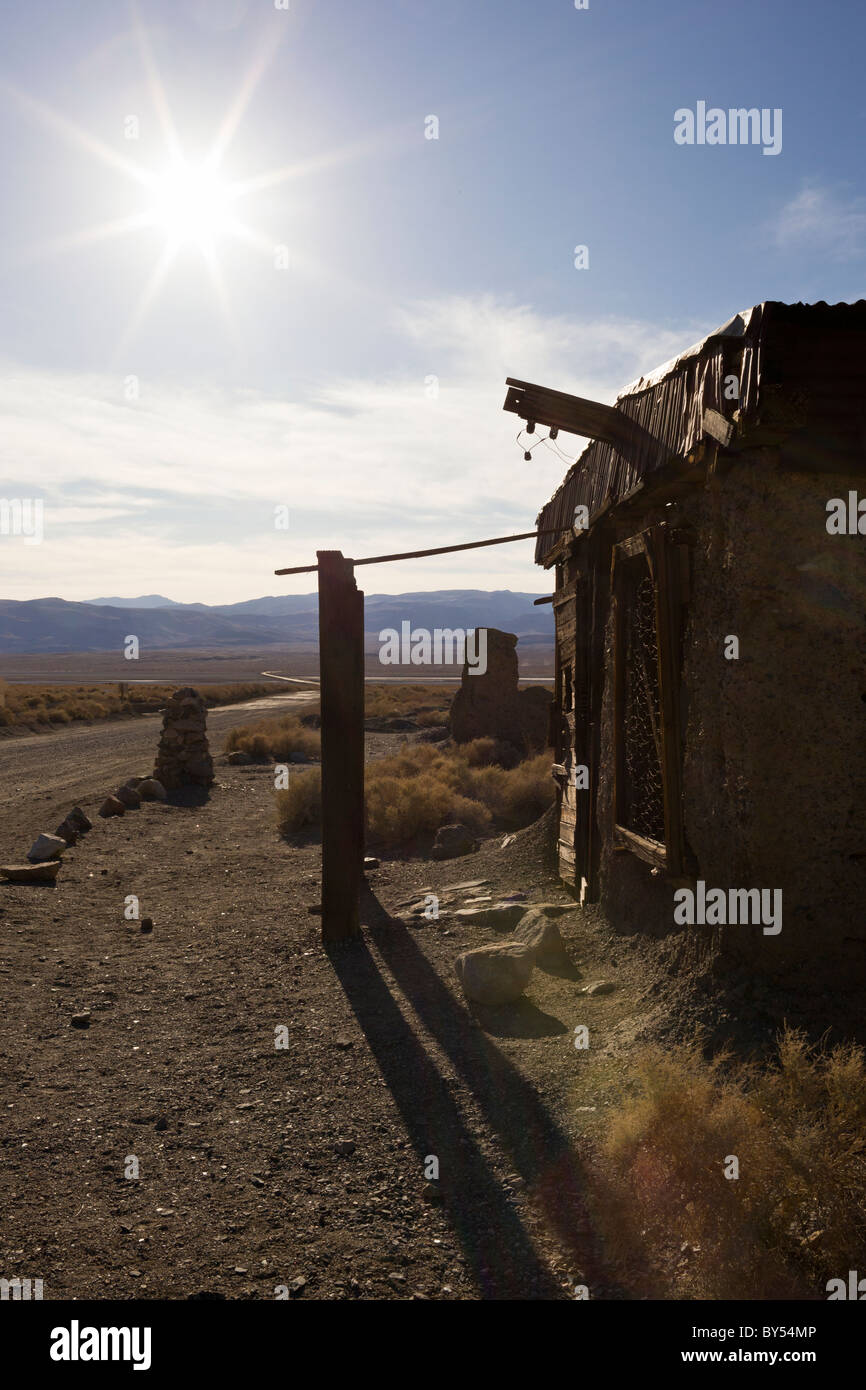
[{"xmin": 317, "ymin": 550, "xmax": 364, "ymax": 942}]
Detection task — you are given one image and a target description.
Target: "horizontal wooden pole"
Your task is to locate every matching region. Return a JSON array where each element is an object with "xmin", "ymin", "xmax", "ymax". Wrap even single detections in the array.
[{"xmin": 275, "ymin": 527, "xmax": 565, "ymax": 576}]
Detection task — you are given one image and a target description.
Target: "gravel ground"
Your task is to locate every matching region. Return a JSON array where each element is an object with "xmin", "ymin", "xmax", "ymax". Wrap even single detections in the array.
[{"xmin": 0, "ymin": 702, "xmax": 678, "ymax": 1301}]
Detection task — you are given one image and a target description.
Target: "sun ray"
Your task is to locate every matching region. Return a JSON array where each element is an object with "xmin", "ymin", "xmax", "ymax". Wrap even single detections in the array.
[
  {"xmin": 130, "ymin": 1, "xmax": 183, "ymax": 165},
  {"xmin": 17, "ymin": 211, "xmax": 158, "ymax": 264},
  {"xmin": 113, "ymin": 243, "xmax": 177, "ymax": 363},
  {"xmin": 205, "ymin": 26, "xmax": 285, "ymax": 172},
  {"xmin": 0, "ymin": 79, "xmax": 151, "ymax": 188}
]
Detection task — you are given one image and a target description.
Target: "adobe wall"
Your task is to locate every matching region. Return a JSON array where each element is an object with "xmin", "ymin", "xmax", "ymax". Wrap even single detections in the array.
[{"xmin": 595, "ymin": 451, "xmax": 866, "ymax": 991}]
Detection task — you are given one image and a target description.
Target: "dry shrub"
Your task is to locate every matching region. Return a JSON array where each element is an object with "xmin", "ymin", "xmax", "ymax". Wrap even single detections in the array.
[
  {"xmin": 0, "ymin": 681, "xmax": 278, "ymax": 733},
  {"xmin": 225, "ymin": 714, "xmax": 320, "ymax": 762},
  {"xmin": 594, "ymin": 1028, "xmax": 866, "ymax": 1299},
  {"xmin": 364, "ymin": 684, "xmax": 453, "ymax": 722},
  {"xmin": 274, "ymin": 739, "xmax": 554, "ymax": 847},
  {"xmin": 275, "ymin": 768, "xmax": 322, "ymax": 832}
]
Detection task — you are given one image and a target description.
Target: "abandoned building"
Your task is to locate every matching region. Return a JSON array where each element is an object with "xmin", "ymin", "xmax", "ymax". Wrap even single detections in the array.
[{"xmin": 506, "ymin": 299, "xmax": 866, "ymax": 988}]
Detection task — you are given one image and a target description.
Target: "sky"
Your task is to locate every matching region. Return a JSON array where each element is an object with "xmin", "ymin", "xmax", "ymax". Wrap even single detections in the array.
[{"xmin": 0, "ymin": 0, "xmax": 863, "ymax": 603}]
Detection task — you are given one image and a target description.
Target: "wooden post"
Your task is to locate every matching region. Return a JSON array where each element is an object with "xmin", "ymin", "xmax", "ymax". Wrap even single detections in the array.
[{"xmin": 317, "ymin": 551, "xmax": 364, "ymax": 942}]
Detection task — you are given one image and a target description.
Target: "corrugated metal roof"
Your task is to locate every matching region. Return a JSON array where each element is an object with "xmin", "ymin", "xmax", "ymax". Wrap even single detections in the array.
[{"xmin": 533, "ymin": 299, "xmax": 866, "ymax": 565}]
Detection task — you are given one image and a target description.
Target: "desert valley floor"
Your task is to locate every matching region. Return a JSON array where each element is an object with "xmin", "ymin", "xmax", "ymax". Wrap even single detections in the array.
[{"xmin": 0, "ymin": 697, "xmax": 783, "ymax": 1300}]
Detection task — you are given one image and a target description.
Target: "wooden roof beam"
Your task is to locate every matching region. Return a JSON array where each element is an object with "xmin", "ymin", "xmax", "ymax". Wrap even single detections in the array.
[{"xmin": 503, "ymin": 377, "xmax": 661, "ymax": 458}]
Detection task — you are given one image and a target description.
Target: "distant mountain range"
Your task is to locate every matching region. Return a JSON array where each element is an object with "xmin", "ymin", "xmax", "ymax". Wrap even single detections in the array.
[{"xmin": 0, "ymin": 591, "xmax": 554, "ymax": 654}]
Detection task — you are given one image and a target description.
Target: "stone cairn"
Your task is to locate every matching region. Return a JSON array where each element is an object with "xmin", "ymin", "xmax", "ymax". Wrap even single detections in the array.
[{"xmin": 153, "ymin": 687, "xmax": 214, "ymax": 791}]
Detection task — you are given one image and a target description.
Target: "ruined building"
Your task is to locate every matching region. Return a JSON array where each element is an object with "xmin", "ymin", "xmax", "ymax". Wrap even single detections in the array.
[{"xmin": 507, "ymin": 300, "xmax": 866, "ymax": 989}]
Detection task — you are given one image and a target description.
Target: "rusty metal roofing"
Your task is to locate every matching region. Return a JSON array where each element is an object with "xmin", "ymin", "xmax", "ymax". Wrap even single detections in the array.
[{"xmin": 532, "ymin": 299, "xmax": 866, "ymax": 565}]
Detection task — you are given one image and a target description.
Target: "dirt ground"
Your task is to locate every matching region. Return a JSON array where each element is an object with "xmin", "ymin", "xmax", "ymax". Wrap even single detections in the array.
[{"xmin": 0, "ymin": 699, "xmax": 780, "ymax": 1301}]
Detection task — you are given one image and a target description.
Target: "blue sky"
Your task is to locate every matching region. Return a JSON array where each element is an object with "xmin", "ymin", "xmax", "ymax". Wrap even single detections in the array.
[{"xmin": 1, "ymin": 0, "xmax": 863, "ymax": 601}]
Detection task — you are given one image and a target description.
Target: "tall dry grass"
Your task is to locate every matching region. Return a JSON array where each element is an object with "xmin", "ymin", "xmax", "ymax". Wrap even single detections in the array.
[
  {"xmin": 593, "ymin": 1028, "xmax": 866, "ymax": 1299},
  {"xmin": 225, "ymin": 713, "xmax": 320, "ymax": 762},
  {"xmin": 275, "ymin": 739, "xmax": 554, "ymax": 847},
  {"xmin": 0, "ymin": 681, "xmax": 274, "ymax": 732}
]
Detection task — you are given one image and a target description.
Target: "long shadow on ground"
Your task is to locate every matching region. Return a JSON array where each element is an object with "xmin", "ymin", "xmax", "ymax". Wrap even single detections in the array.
[{"xmin": 327, "ymin": 884, "xmax": 628, "ymax": 1299}]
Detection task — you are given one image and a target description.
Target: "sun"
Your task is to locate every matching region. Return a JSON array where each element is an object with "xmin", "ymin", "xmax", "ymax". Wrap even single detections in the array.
[{"xmin": 147, "ymin": 160, "xmax": 235, "ymax": 251}]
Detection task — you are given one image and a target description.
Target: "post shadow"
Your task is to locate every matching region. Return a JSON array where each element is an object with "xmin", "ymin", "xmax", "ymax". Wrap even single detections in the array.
[
  {"xmin": 327, "ymin": 930, "xmax": 563, "ymax": 1298},
  {"xmin": 357, "ymin": 882, "xmax": 623, "ymax": 1294}
]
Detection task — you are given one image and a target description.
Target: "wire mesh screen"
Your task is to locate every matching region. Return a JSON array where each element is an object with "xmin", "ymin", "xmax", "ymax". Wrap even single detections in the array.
[{"xmin": 621, "ymin": 560, "xmax": 665, "ymax": 842}]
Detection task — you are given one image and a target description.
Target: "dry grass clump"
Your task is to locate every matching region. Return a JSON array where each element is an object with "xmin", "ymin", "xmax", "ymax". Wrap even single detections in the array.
[
  {"xmin": 225, "ymin": 714, "xmax": 320, "ymax": 762},
  {"xmin": 275, "ymin": 739, "xmax": 554, "ymax": 845},
  {"xmin": 274, "ymin": 767, "xmax": 322, "ymax": 830},
  {"xmin": 593, "ymin": 1028, "xmax": 866, "ymax": 1299},
  {"xmin": 0, "ymin": 681, "xmax": 275, "ymax": 732},
  {"xmin": 364, "ymin": 684, "xmax": 453, "ymax": 723}
]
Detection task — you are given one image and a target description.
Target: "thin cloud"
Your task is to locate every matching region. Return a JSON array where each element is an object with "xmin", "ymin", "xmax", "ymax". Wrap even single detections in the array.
[
  {"xmin": 1, "ymin": 296, "xmax": 707, "ymax": 602},
  {"xmin": 773, "ymin": 183, "xmax": 866, "ymax": 261}
]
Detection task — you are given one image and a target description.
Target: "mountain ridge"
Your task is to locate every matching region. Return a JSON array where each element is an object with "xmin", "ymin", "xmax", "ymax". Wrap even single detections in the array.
[{"xmin": 0, "ymin": 591, "xmax": 554, "ymax": 654}]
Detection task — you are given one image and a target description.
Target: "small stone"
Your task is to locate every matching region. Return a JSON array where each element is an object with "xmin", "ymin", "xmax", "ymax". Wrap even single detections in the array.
[
  {"xmin": 137, "ymin": 779, "xmax": 167, "ymax": 801},
  {"xmin": 140, "ymin": 917, "xmax": 154, "ymax": 933},
  {"xmin": 227, "ymin": 751, "xmax": 252, "ymax": 766},
  {"xmin": 1, "ymin": 861, "xmax": 61, "ymax": 884},
  {"xmin": 580, "ymin": 980, "xmax": 615, "ymax": 996},
  {"xmin": 99, "ymin": 796, "xmax": 126, "ymax": 818},
  {"xmin": 334, "ymin": 1139, "xmax": 356, "ymax": 1156},
  {"xmin": 333, "ymin": 1036, "xmax": 354, "ymax": 1050},
  {"xmin": 155, "ymin": 1116, "xmax": 168, "ymax": 1131},
  {"xmin": 71, "ymin": 1012, "xmax": 91, "ymax": 1028},
  {"xmin": 114, "ymin": 785, "xmax": 141, "ymax": 809},
  {"xmin": 67, "ymin": 807, "xmax": 93, "ymax": 833},
  {"xmin": 454, "ymin": 941, "xmax": 535, "ymax": 1006},
  {"xmin": 26, "ymin": 833, "xmax": 66, "ymax": 864},
  {"xmin": 453, "ymin": 902, "xmax": 527, "ymax": 931},
  {"xmin": 431, "ymin": 824, "xmax": 478, "ymax": 860},
  {"xmin": 54, "ymin": 819, "xmax": 79, "ymax": 846},
  {"xmin": 512, "ymin": 909, "xmax": 568, "ymax": 965},
  {"xmin": 363, "ymin": 857, "xmax": 380, "ymax": 870},
  {"xmin": 288, "ymin": 1276, "xmax": 306, "ymax": 1296}
]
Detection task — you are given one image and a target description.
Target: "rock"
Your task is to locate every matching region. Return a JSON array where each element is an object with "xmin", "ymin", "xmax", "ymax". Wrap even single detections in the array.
[
  {"xmin": 288, "ymin": 1276, "xmax": 306, "ymax": 1297},
  {"xmin": 140, "ymin": 917, "xmax": 153, "ymax": 933},
  {"xmin": 454, "ymin": 902, "xmax": 527, "ymax": 931},
  {"xmin": 448, "ymin": 627, "xmax": 553, "ymax": 752},
  {"xmin": 153, "ymin": 688, "xmax": 214, "ymax": 790},
  {"xmin": 1, "ymin": 860, "xmax": 62, "ymax": 884},
  {"xmin": 333, "ymin": 1139, "xmax": 356, "ymax": 1156},
  {"xmin": 579, "ymin": 980, "xmax": 615, "ymax": 996},
  {"xmin": 431, "ymin": 824, "xmax": 478, "ymax": 860},
  {"xmin": 124, "ymin": 777, "xmax": 145, "ymax": 790},
  {"xmin": 501, "ymin": 834, "xmax": 517, "ymax": 849},
  {"xmin": 114, "ymin": 785, "xmax": 141, "ymax": 809},
  {"xmin": 454, "ymin": 941, "xmax": 535, "ymax": 1005},
  {"xmin": 71, "ymin": 1012, "xmax": 91, "ymax": 1028},
  {"xmin": 512, "ymin": 908, "xmax": 568, "ymax": 964},
  {"xmin": 66, "ymin": 807, "xmax": 93, "ymax": 833},
  {"xmin": 54, "ymin": 819, "xmax": 79, "ymax": 846},
  {"xmin": 227, "ymin": 750, "xmax": 252, "ymax": 765},
  {"xmin": 363, "ymin": 856, "xmax": 380, "ymax": 870},
  {"xmin": 26, "ymin": 833, "xmax": 66, "ymax": 863},
  {"xmin": 137, "ymin": 778, "xmax": 167, "ymax": 801},
  {"xmin": 98, "ymin": 796, "xmax": 126, "ymax": 818},
  {"xmin": 532, "ymin": 902, "xmax": 572, "ymax": 918},
  {"xmin": 442, "ymin": 879, "xmax": 489, "ymax": 892}
]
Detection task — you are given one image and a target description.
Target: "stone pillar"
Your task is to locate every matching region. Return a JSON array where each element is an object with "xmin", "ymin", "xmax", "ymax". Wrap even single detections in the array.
[{"xmin": 153, "ymin": 688, "xmax": 215, "ymax": 791}]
